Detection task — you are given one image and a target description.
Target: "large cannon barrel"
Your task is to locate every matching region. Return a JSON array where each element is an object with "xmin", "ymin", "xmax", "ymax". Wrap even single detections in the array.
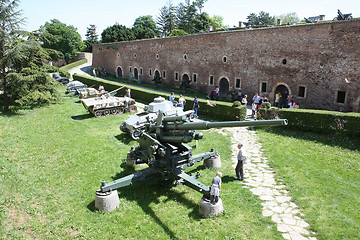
[{"xmin": 163, "ymin": 119, "xmax": 288, "ymax": 131}]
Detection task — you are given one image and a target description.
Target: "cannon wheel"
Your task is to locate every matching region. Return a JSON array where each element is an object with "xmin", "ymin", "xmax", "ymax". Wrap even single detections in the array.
[
  {"xmin": 120, "ymin": 122, "xmax": 128, "ymax": 132},
  {"xmin": 104, "ymin": 109, "xmax": 110, "ymax": 116},
  {"xmin": 94, "ymin": 110, "xmax": 102, "ymax": 117},
  {"xmin": 129, "ymin": 105, "xmax": 137, "ymax": 113},
  {"xmin": 117, "ymin": 107, "xmax": 124, "ymax": 114}
]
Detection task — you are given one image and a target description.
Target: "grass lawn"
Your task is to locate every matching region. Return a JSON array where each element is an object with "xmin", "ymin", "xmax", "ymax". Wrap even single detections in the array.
[
  {"xmin": 257, "ymin": 128, "xmax": 360, "ymax": 240},
  {"xmin": 0, "ymin": 89, "xmax": 282, "ymax": 239}
]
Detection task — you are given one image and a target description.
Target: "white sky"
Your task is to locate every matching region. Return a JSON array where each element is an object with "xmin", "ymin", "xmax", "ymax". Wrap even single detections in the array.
[{"xmin": 19, "ymin": 0, "xmax": 359, "ymax": 39}]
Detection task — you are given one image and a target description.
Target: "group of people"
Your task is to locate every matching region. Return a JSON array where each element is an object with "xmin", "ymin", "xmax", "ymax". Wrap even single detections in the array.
[
  {"xmin": 168, "ymin": 93, "xmax": 201, "ymax": 118},
  {"xmin": 274, "ymin": 91, "xmax": 299, "ymax": 109},
  {"xmin": 209, "ymin": 142, "xmax": 246, "ymax": 204},
  {"xmin": 251, "ymin": 93, "xmax": 269, "ymax": 118}
]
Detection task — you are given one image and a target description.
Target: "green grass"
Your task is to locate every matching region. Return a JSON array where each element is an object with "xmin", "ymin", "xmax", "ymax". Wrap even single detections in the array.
[
  {"xmin": 0, "ymin": 89, "xmax": 282, "ymax": 239},
  {"xmin": 257, "ymin": 127, "xmax": 360, "ymax": 240}
]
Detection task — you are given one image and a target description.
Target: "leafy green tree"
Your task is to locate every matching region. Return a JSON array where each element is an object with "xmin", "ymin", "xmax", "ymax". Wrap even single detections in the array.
[
  {"xmin": 175, "ymin": 0, "xmax": 197, "ymax": 34},
  {"xmin": 209, "ymin": 15, "xmax": 227, "ymax": 30},
  {"xmin": 101, "ymin": 24, "xmax": 135, "ymax": 43},
  {"xmin": 132, "ymin": 15, "xmax": 158, "ymax": 39},
  {"xmin": 40, "ymin": 19, "xmax": 83, "ymax": 62},
  {"xmin": 156, "ymin": 4, "xmax": 176, "ymax": 37},
  {"xmin": 193, "ymin": 0, "xmax": 207, "ymax": 14},
  {"xmin": 276, "ymin": 12, "xmax": 300, "ymax": 25},
  {"xmin": 245, "ymin": 11, "xmax": 275, "ymax": 27},
  {"xmin": 168, "ymin": 29, "xmax": 188, "ymax": 37},
  {"xmin": 83, "ymin": 24, "xmax": 98, "ymax": 52}
]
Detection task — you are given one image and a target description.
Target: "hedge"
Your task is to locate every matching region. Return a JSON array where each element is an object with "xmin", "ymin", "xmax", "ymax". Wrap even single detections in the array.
[
  {"xmin": 259, "ymin": 107, "xmax": 360, "ymax": 137},
  {"xmin": 72, "ymin": 73, "xmax": 247, "ymax": 121},
  {"xmin": 60, "ymin": 59, "xmax": 87, "ymax": 73}
]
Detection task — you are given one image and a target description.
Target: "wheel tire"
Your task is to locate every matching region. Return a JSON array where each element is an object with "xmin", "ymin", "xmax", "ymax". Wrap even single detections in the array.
[
  {"xmin": 120, "ymin": 122, "xmax": 128, "ymax": 132},
  {"xmin": 129, "ymin": 105, "xmax": 137, "ymax": 113},
  {"xmin": 131, "ymin": 130, "xmax": 141, "ymax": 140},
  {"xmin": 117, "ymin": 107, "xmax": 124, "ymax": 114},
  {"xmin": 95, "ymin": 110, "xmax": 102, "ymax": 117},
  {"xmin": 111, "ymin": 108, "xmax": 117, "ymax": 115},
  {"xmin": 104, "ymin": 109, "xmax": 110, "ymax": 116}
]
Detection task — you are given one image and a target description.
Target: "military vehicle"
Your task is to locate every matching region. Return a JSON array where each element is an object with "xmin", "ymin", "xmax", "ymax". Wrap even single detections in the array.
[
  {"xmin": 97, "ymin": 110, "xmax": 288, "ymax": 202},
  {"xmin": 79, "ymin": 86, "xmax": 125, "ymax": 99},
  {"xmin": 52, "ymin": 73, "xmax": 69, "ymax": 85},
  {"xmin": 66, "ymin": 81, "xmax": 87, "ymax": 94},
  {"xmin": 81, "ymin": 94, "xmax": 137, "ymax": 117},
  {"xmin": 120, "ymin": 96, "xmax": 194, "ymax": 140}
]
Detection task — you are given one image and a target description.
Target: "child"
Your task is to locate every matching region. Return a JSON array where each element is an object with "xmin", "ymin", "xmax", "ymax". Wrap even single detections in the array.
[{"xmin": 210, "ymin": 172, "xmax": 222, "ymax": 204}]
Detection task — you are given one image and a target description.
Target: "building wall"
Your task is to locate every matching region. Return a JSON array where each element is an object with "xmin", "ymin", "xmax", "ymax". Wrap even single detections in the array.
[{"xmin": 92, "ymin": 19, "xmax": 360, "ymax": 112}]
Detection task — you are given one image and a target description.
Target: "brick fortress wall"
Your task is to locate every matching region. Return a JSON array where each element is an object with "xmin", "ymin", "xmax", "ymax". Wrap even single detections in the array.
[{"xmin": 92, "ymin": 19, "xmax": 360, "ymax": 112}]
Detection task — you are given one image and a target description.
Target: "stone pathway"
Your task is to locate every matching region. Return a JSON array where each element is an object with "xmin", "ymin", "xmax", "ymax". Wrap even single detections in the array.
[{"xmin": 225, "ymin": 126, "xmax": 316, "ymax": 240}]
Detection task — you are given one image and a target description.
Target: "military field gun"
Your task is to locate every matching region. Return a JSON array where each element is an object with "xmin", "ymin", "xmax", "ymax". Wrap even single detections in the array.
[{"xmin": 97, "ymin": 110, "xmax": 287, "ymax": 203}]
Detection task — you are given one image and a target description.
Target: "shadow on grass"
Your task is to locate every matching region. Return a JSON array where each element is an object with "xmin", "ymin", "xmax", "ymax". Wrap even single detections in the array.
[
  {"xmin": 114, "ymin": 133, "xmax": 136, "ymax": 145},
  {"xmin": 71, "ymin": 113, "xmax": 93, "ymax": 120},
  {"xmin": 222, "ymin": 175, "xmax": 238, "ymax": 183},
  {"xmin": 260, "ymin": 127, "xmax": 360, "ymax": 151}
]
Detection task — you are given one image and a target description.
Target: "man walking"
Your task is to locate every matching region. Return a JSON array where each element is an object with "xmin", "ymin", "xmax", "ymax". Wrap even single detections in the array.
[{"xmin": 236, "ymin": 143, "xmax": 246, "ymax": 181}]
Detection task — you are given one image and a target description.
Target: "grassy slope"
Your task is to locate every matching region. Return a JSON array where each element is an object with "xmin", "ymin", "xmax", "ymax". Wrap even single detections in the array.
[
  {"xmin": 0, "ymin": 90, "xmax": 282, "ymax": 239},
  {"xmin": 257, "ymin": 127, "xmax": 360, "ymax": 240}
]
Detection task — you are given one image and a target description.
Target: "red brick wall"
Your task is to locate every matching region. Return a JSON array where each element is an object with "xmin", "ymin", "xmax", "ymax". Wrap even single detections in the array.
[{"xmin": 92, "ymin": 19, "xmax": 360, "ymax": 112}]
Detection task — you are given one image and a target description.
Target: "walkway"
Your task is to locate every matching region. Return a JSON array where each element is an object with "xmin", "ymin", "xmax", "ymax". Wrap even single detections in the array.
[{"xmin": 225, "ymin": 126, "xmax": 316, "ymax": 240}]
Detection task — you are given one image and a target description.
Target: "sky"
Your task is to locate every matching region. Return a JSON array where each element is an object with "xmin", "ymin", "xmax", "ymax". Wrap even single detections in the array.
[{"xmin": 19, "ymin": 0, "xmax": 360, "ymax": 40}]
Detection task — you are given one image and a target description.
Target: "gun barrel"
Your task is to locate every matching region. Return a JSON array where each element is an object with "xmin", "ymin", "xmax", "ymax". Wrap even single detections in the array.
[{"xmin": 164, "ymin": 119, "xmax": 288, "ymax": 131}]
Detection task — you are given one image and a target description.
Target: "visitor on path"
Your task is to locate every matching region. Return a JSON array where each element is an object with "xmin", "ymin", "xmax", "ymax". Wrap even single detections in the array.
[
  {"xmin": 178, "ymin": 94, "xmax": 186, "ymax": 109},
  {"xmin": 236, "ymin": 143, "xmax": 247, "ymax": 181},
  {"xmin": 278, "ymin": 91, "xmax": 289, "ymax": 109},
  {"xmin": 125, "ymin": 88, "xmax": 131, "ymax": 98},
  {"xmin": 215, "ymin": 86, "xmax": 219, "ymax": 100},
  {"xmin": 192, "ymin": 96, "xmax": 199, "ymax": 118},
  {"xmin": 169, "ymin": 92, "xmax": 177, "ymax": 105},
  {"xmin": 274, "ymin": 92, "xmax": 280, "ymax": 107},
  {"xmin": 210, "ymin": 172, "xmax": 222, "ymax": 204},
  {"xmin": 241, "ymin": 95, "xmax": 248, "ymax": 105}
]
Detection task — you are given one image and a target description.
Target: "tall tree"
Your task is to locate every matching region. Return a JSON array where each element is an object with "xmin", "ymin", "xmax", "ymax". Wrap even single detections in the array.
[
  {"xmin": 101, "ymin": 24, "xmax": 135, "ymax": 43},
  {"xmin": 0, "ymin": 0, "xmax": 24, "ymax": 111},
  {"xmin": 40, "ymin": 19, "xmax": 83, "ymax": 62},
  {"xmin": 245, "ymin": 11, "xmax": 275, "ymax": 27},
  {"xmin": 176, "ymin": 0, "xmax": 197, "ymax": 34},
  {"xmin": 193, "ymin": 0, "xmax": 207, "ymax": 14},
  {"xmin": 83, "ymin": 24, "xmax": 98, "ymax": 52},
  {"xmin": 132, "ymin": 15, "xmax": 158, "ymax": 39},
  {"xmin": 156, "ymin": 4, "xmax": 176, "ymax": 37}
]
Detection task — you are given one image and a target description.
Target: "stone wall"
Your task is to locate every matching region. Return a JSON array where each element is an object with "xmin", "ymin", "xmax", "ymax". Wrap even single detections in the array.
[{"xmin": 92, "ymin": 19, "xmax": 360, "ymax": 112}]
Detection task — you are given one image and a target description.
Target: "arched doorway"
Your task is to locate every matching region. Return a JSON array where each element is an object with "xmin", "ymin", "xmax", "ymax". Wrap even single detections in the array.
[
  {"xmin": 116, "ymin": 66, "xmax": 123, "ymax": 78},
  {"xmin": 180, "ymin": 73, "xmax": 191, "ymax": 89},
  {"xmin": 219, "ymin": 77, "xmax": 229, "ymax": 95},
  {"xmin": 274, "ymin": 84, "xmax": 290, "ymax": 97},
  {"xmin": 154, "ymin": 70, "xmax": 160, "ymax": 79},
  {"xmin": 134, "ymin": 68, "xmax": 138, "ymax": 79}
]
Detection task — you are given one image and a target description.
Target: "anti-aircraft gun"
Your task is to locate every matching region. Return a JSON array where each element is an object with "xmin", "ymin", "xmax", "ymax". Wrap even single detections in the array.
[{"xmin": 97, "ymin": 110, "xmax": 288, "ymax": 203}]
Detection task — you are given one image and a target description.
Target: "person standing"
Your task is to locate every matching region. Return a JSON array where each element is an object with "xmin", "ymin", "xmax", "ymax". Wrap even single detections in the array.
[
  {"xmin": 178, "ymin": 94, "xmax": 186, "ymax": 109},
  {"xmin": 235, "ymin": 143, "xmax": 246, "ymax": 181},
  {"xmin": 274, "ymin": 92, "xmax": 280, "ymax": 107},
  {"xmin": 210, "ymin": 172, "xmax": 222, "ymax": 204},
  {"xmin": 241, "ymin": 95, "xmax": 248, "ymax": 105},
  {"xmin": 215, "ymin": 86, "xmax": 219, "ymax": 100},
  {"xmin": 125, "ymin": 88, "xmax": 131, "ymax": 98},
  {"xmin": 192, "ymin": 96, "xmax": 199, "ymax": 118},
  {"xmin": 279, "ymin": 91, "xmax": 289, "ymax": 109}
]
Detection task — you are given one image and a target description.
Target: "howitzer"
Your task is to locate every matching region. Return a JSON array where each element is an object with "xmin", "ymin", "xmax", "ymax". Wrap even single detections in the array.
[{"xmin": 98, "ymin": 111, "xmax": 287, "ymax": 200}]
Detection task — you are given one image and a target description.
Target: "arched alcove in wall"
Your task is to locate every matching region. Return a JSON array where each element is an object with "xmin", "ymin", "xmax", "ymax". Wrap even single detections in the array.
[
  {"xmin": 219, "ymin": 77, "xmax": 229, "ymax": 95},
  {"xmin": 116, "ymin": 66, "xmax": 123, "ymax": 78},
  {"xmin": 134, "ymin": 68, "xmax": 138, "ymax": 79}
]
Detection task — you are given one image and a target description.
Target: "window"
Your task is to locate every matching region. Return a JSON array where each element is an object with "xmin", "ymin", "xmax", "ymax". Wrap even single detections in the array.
[
  {"xmin": 140, "ymin": 68, "xmax": 143, "ymax": 75},
  {"xmin": 129, "ymin": 67, "xmax": 132, "ymax": 73},
  {"xmin": 282, "ymin": 59, "xmax": 287, "ymax": 65},
  {"xmin": 175, "ymin": 72, "xmax": 179, "ymax": 81},
  {"xmin": 149, "ymin": 69, "xmax": 152, "ymax": 76},
  {"xmin": 163, "ymin": 71, "xmax": 166, "ymax": 79},
  {"xmin": 223, "ymin": 56, "xmax": 227, "ymax": 63},
  {"xmin": 235, "ymin": 79, "xmax": 241, "ymax": 89},
  {"xmin": 261, "ymin": 82, "xmax": 267, "ymax": 93},
  {"xmin": 209, "ymin": 76, "xmax": 214, "ymax": 85},
  {"xmin": 184, "ymin": 54, "xmax": 188, "ymax": 60},
  {"xmin": 298, "ymin": 86, "xmax": 306, "ymax": 98},
  {"xmin": 336, "ymin": 91, "xmax": 346, "ymax": 103},
  {"xmin": 193, "ymin": 74, "xmax": 197, "ymax": 83},
  {"xmin": 156, "ymin": 54, "xmax": 159, "ymax": 59}
]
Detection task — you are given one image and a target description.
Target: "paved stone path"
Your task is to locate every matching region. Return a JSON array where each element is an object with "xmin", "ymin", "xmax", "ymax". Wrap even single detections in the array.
[{"xmin": 224, "ymin": 126, "xmax": 316, "ymax": 240}]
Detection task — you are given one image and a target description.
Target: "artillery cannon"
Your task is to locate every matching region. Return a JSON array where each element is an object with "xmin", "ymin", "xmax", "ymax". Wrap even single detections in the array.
[
  {"xmin": 96, "ymin": 109, "xmax": 287, "ymax": 211},
  {"xmin": 120, "ymin": 96, "xmax": 194, "ymax": 140},
  {"xmin": 79, "ymin": 86, "xmax": 125, "ymax": 99}
]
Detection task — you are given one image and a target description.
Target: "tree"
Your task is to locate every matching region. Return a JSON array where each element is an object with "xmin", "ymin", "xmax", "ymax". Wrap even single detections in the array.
[
  {"xmin": 83, "ymin": 24, "xmax": 98, "ymax": 52},
  {"xmin": 156, "ymin": 4, "xmax": 176, "ymax": 37},
  {"xmin": 193, "ymin": 0, "xmax": 207, "ymax": 14},
  {"xmin": 0, "ymin": 0, "xmax": 24, "ymax": 111},
  {"xmin": 245, "ymin": 11, "xmax": 275, "ymax": 27},
  {"xmin": 168, "ymin": 29, "xmax": 188, "ymax": 37},
  {"xmin": 276, "ymin": 12, "xmax": 300, "ymax": 25},
  {"xmin": 132, "ymin": 15, "xmax": 158, "ymax": 40},
  {"xmin": 209, "ymin": 15, "xmax": 227, "ymax": 30},
  {"xmin": 101, "ymin": 24, "xmax": 135, "ymax": 43},
  {"xmin": 40, "ymin": 19, "xmax": 83, "ymax": 62},
  {"xmin": 175, "ymin": 0, "xmax": 197, "ymax": 34}
]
